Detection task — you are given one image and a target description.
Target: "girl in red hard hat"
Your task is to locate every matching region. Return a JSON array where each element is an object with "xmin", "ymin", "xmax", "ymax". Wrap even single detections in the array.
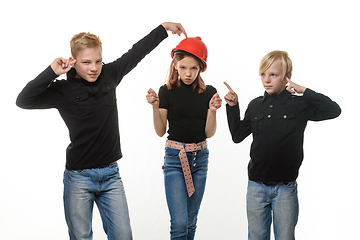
[{"xmin": 146, "ymin": 37, "xmax": 222, "ymax": 239}]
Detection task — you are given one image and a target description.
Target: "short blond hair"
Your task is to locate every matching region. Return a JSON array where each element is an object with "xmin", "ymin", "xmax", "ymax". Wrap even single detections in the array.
[
  {"xmin": 70, "ymin": 32, "xmax": 102, "ymax": 58},
  {"xmin": 259, "ymin": 50, "xmax": 292, "ymax": 79}
]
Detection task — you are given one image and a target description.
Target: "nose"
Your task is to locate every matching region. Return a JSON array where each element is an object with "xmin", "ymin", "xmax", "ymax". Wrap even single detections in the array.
[
  {"xmin": 264, "ymin": 75, "xmax": 270, "ymax": 83},
  {"xmin": 90, "ymin": 63, "xmax": 97, "ymax": 71},
  {"xmin": 186, "ymin": 69, "xmax": 191, "ymax": 76}
]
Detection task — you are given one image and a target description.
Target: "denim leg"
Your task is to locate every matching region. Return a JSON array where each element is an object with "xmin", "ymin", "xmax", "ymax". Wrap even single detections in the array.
[
  {"xmin": 246, "ymin": 181, "xmax": 299, "ymax": 240},
  {"xmin": 272, "ymin": 182, "xmax": 298, "ymax": 240},
  {"xmin": 95, "ymin": 163, "xmax": 132, "ymax": 240},
  {"xmin": 247, "ymin": 181, "xmax": 272, "ymax": 240},
  {"xmin": 163, "ymin": 147, "xmax": 208, "ymax": 240},
  {"xmin": 64, "ymin": 169, "xmax": 96, "ymax": 240},
  {"xmin": 187, "ymin": 150, "xmax": 208, "ymax": 240},
  {"xmin": 63, "ymin": 163, "xmax": 132, "ymax": 240}
]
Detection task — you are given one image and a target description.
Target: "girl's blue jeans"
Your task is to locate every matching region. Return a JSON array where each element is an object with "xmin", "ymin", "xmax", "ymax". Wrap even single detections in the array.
[
  {"xmin": 246, "ymin": 180, "xmax": 299, "ymax": 240},
  {"xmin": 163, "ymin": 144, "xmax": 209, "ymax": 240},
  {"xmin": 63, "ymin": 162, "xmax": 132, "ymax": 240}
]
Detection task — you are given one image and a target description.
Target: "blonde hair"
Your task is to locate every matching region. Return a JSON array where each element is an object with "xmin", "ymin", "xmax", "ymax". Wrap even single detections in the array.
[
  {"xmin": 259, "ymin": 50, "xmax": 292, "ymax": 79},
  {"xmin": 70, "ymin": 32, "xmax": 102, "ymax": 58}
]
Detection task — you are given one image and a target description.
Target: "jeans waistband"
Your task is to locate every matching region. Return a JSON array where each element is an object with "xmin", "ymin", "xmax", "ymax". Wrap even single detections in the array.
[{"xmin": 260, "ymin": 181, "xmax": 292, "ymax": 186}]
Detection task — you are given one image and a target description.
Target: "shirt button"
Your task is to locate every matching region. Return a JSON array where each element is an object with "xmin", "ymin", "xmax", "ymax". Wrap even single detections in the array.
[
  {"xmin": 193, "ymin": 163, "xmax": 197, "ymax": 167},
  {"xmin": 268, "ymin": 115, "xmax": 271, "ymax": 118},
  {"xmin": 284, "ymin": 115, "xmax": 287, "ymax": 118},
  {"xmin": 269, "ymin": 105, "xmax": 273, "ymax": 108},
  {"xmin": 193, "ymin": 157, "xmax": 197, "ymax": 160}
]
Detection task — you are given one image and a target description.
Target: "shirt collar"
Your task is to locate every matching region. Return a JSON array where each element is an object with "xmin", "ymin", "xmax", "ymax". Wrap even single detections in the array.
[
  {"xmin": 67, "ymin": 68, "xmax": 83, "ymax": 87},
  {"xmin": 262, "ymin": 87, "xmax": 292, "ymax": 104}
]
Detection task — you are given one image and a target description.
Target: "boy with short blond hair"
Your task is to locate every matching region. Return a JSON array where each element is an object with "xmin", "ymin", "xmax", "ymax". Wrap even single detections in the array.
[
  {"xmin": 16, "ymin": 22, "xmax": 186, "ymax": 240},
  {"xmin": 224, "ymin": 50, "xmax": 341, "ymax": 240}
]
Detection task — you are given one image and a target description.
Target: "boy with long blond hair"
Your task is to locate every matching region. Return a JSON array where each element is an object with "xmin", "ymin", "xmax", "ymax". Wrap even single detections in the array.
[{"xmin": 224, "ymin": 50, "xmax": 341, "ymax": 240}]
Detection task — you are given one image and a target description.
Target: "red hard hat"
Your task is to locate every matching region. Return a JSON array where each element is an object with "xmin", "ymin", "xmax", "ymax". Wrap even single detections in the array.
[{"xmin": 171, "ymin": 37, "xmax": 208, "ymax": 72}]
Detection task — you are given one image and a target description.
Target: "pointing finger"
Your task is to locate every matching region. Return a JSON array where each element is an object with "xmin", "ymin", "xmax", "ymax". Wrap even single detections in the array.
[{"xmin": 223, "ymin": 82, "xmax": 234, "ymax": 92}]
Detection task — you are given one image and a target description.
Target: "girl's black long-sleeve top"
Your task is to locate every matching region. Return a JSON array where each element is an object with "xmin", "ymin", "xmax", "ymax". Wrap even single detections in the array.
[
  {"xmin": 16, "ymin": 25, "xmax": 168, "ymax": 170},
  {"xmin": 226, "ymin": 88, "xmax": 341, "ymax": 182}
]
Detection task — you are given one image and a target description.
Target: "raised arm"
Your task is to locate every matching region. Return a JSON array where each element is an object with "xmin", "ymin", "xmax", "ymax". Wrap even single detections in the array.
[
  {"xmin": 224, "ymin": 82, "xmax": 252, "ymax": 143},
  {"xmin": 16, "ymin": 58, "xmax": 76, "ymax": 109}
]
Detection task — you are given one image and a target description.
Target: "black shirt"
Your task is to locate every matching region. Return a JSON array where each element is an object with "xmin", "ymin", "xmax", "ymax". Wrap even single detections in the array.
[
  {"xmin": 158, "ymin": 81, "xmax": 217, "ymax": 143},
  {"xmin": 226, "ymin": 88, "xmax": 341, "ymax": 182},
  {"xmin": 16, "ymin": 25, "xmax": 168, "ymax": 170}
]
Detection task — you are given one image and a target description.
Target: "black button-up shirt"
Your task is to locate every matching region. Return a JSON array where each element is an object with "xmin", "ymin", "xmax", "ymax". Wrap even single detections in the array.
[
  {"xmin": 226, "ymin": 88, "xmax": 341, "ymax": 182},
  {"xmin": 16, "ymin": 25, "xmax": 168, "ymax": 170}
]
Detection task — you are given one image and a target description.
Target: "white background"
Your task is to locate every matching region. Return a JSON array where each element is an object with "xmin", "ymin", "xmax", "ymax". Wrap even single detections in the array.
[{"xmin": 1, "ymin": 0, "xmax": 358, "ymax": 239}]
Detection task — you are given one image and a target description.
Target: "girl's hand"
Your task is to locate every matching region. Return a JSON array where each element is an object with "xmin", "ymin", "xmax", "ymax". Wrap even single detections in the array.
[
  {"xmin": 286, "ymin": 77, "xmax": 307, "ymax": 95},
  {"xmin": 161, "ymin": 22, "xmax": 187, "ymax": 38},
  {"xmin": 223, "ymin": 81, "xmax": 238, "ymax": 106},
  {"xmin": 146, "ymin": 88, "xmax": 159, "ymax": 108},
  {"xmin": 209, "ymin": 93, "xmax": 222, "ymax": 111},
  {"xmin": 50, "ymin": 57, "xmax": 76, "ymax": 76}
]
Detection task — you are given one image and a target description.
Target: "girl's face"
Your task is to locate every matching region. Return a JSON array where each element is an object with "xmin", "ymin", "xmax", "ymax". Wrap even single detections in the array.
[{"xmin": 175, "ymin": 56, "xmax": 200, "ymax": 85}]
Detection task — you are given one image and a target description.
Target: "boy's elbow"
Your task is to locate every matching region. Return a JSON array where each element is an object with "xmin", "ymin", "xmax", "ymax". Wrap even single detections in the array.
[
  {"xmin": 329, "ymin": 104, "xmax": 342, "ymax": 119},
  {"xmin": 232, "ymin": 136, "xmax": 242, "ymax": 144},
  {"xmin": 15, "ymin": 96, "xmax": 26, "ymax": 109}
]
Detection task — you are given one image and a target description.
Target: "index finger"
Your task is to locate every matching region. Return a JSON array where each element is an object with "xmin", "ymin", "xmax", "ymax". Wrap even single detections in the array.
[
  {"xmin": 178, "ymin": 24, "xmax": 187, "ymax": 38},
  {"xmin": 223, "ymin": 81, "xmax": 234, "ymax": 92}
]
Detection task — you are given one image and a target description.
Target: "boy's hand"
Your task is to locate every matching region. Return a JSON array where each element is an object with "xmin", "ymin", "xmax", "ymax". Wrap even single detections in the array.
[
  {"xmin": 286, "ymin": 77, "xmax": 307, "ymax": 95},
  {"xmin": 51, "ymin": 57, "xmax": 76, "ymax": 76},
  {"xmin": 224, "ymin": 82, "xmax": 238, "ymax": 106},
  {"xmin": 146, "ymin": 88, "xmax": 159, "ymax": 108},
  {"xmin": 209, "ymin": 93, "xmax": 222, "ymax": 111},
  {"xmin": 161, "ymin": 22, "xmax": 187, "ymax": 38}
]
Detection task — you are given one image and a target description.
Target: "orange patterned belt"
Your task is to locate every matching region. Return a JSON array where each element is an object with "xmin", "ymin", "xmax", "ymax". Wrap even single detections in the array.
[{"xmin": 166, "ymin": 140, "xmax": 208, "ymax": 197}]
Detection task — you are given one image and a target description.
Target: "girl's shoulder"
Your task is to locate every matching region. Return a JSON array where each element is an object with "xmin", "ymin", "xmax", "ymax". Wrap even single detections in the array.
[{"xmin": 205, "ymin": 85, "xmax": 217, "ymax": 94}]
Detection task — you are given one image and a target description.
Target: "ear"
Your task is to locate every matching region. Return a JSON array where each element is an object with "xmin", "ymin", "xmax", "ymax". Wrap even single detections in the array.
[
  {"xmin": 69, "ymin": 56, "xmax": 77, "ymax": 68},
  {"xmin": 286, "ymin": 72, "xmax": 292, "ymax": 80}
]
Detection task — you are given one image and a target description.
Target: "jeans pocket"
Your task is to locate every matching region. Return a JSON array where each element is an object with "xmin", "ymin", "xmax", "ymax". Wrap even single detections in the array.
[
  {"xmin": 65, "ymin": 169, "xmax": 86, "ymax": 175},
  {"xmin": 165, "ymin": 147, "xmax": 180, "ymax": 157},
  {"xmin": 282, "ymin": 181, "xmax": 297, "ymax": 188},
  {"xmin": 108, "ymin": 162, "xmax": 119, "ymax": 173}
]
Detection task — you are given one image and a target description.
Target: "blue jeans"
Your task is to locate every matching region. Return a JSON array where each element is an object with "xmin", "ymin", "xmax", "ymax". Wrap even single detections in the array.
[
  {"xmin": 163, "ymin": 143, "xmax": 209, "ymax": 240},
  {"xmin": 63, "ymin": 162, "xmax": 132, "ymax": 240},
  {"xmin": 247, "ymin": 180, "xmax": 299, "ymax": 240}
]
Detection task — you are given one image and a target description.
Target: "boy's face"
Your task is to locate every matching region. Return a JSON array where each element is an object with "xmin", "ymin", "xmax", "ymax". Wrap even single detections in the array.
[
  {"xmin": 72, "ymin": 46, "xmax": 103, "ymax": 82},
  {"xmin": 261, "ymin": 58, "xmax": 287, "ymax": 95}
]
